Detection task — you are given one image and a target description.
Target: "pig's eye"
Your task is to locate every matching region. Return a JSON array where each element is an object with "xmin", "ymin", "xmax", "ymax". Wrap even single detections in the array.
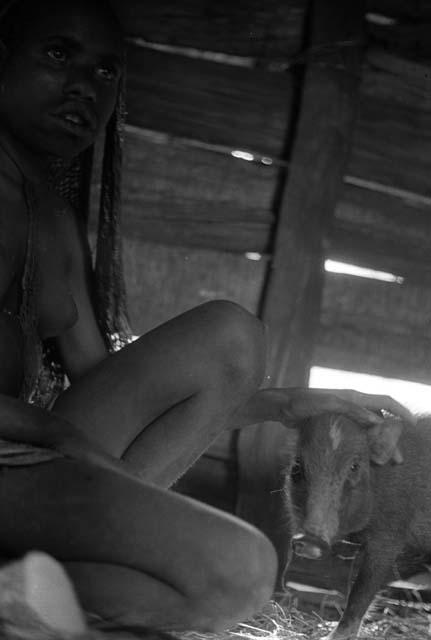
[
  {"xmin": 291, "ymin": 458, "xmax": 304, "ymax": 483},
  {"xmin": 350, "ymin": 460, "xmax": 360, "ymax": 473}
]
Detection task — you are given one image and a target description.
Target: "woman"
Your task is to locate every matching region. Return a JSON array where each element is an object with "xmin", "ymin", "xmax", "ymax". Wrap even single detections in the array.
[{"xmin": 0, "ymin": 0, "xmax": 412, "ymax": 634}]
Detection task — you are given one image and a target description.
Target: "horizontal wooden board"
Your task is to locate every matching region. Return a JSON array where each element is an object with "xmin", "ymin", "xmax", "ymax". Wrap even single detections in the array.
[
  {"xmin": 327, "ymin": 183, "xmax": 431, "ymax": 284},
  {"xmin": 347, "ymin": 95, "xmax": 431, "ymax": 197},
  {"xmin": 315, "ymin": 325, "xmax": 431, "ymax": 385},
  {"xmin": 113, "ymin": 0, "xmax": 306, "ymax": 59},
  {"xmin": 119, "ymin": 240, "xmax": 268, "ymax": 335},
  {"xmin": 91, "ymin": 130, "xmax": 277, "ymax": 253},
  {"xmin": 125, "ymin": 45, "xmax": 295, "ymax": 156},
  {"xmin": 313, "ymin": 272, "xmax": 431, "ymax": 384},
  {"xmin": 354, "ymin": 49, "xmax": 431, "ymax": 196},
  {"xmin": 362, "ymin": 49, "xmax": 431, "ymax": 111},
  {"xmin": 366, "ymin": 19, "xmax": 431, "ymax": 61},
  {"xmin": 119, "ymin": 218, "xmax": 273, "ymax": 254},
  {"xmin": 337, "ymin": 50, "xmax": 431, "ymax": 278},
  {"xmin": 366, "ymin": 0, "xmax": 431, "ymax": 20}
]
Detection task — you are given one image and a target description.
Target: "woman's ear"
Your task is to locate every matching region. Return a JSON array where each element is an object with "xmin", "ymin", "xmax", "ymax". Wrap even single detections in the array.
[{"xmin": 367, "ymin": 418, "xmax": 404, "ymax": 465}]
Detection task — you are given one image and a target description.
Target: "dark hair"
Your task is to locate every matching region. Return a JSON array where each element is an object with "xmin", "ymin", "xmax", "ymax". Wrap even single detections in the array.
[{"xmin": 0, "ymin": 0, "xmax": 123, "ymax": 50}]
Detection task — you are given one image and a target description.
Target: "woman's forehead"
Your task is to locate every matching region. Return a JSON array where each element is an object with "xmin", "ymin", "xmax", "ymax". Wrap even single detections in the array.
[{"xmin": 3, "ymin": 0, "xmax": 124, "ymax": 54}]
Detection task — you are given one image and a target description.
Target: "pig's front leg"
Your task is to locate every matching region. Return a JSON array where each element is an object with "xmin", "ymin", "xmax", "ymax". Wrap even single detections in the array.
[{"xmin": 324, "ymin": 538, "xmax": 402, "ymax": 640}]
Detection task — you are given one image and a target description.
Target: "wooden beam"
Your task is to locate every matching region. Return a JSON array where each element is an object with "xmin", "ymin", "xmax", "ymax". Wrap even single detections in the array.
[
  {"xmin": 260, "ymin": 4, "xmax": 364, "ymax": 387},
  {"xmin": 114, "ymin": 0, "xmax": 306, "ymax": 59},
  {"xmin": 236, "ymin": 0, "xmax": 365, "ymax": 572}
]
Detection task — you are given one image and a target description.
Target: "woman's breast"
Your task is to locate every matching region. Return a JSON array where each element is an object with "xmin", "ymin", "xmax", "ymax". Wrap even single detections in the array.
[
  {"xmin": 37, "ymin": 210, "xmax": 79, "ymax": 340},
  {"xmin": 37, "ymin": 277, "xmax": 79, "ymax": 340}
]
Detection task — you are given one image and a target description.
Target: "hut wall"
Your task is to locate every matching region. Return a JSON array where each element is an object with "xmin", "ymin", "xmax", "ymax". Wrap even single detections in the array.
[{"xmin": 315, "ymin": 24, "xmax": 431, "ymax": 381}]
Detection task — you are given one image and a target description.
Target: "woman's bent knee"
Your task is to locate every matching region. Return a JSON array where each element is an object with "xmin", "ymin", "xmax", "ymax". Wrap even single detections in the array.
[
  {"xmin": 188, "ymin": 527, "xmax": 277, "ymax": 632},
  {"xmin": 196, "ymin": 300, "xmax": 266, "ymax": 393}
]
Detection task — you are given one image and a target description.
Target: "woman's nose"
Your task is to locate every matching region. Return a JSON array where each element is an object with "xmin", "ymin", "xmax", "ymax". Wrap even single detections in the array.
[{"xmin": 63, "ymin": 67, "xmax": 97, "ymax": 102}]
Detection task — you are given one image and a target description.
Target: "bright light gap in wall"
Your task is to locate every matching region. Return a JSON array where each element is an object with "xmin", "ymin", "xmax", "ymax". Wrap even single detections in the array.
[
  {"xmin": 245, "ymin": 252, "xmax": 263, "ymax": 261},
  {"xmin": 310, "ymin": 367, "xmax": 431, "ymax": 415},
  {"xmin": 365, "ymin": 12, "xmax": 397, "ymax": 26},
  {"xmin": 325, "ymin": 260, "xmax": 404, "ymax": 284},
  {"xmin": 231, "ymin": 150, "xmax": 273, "ymax": 165}
]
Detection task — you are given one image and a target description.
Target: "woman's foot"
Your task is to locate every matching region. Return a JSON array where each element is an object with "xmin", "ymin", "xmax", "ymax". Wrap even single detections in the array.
[{"xmin": 0, "ymin": 551, "xmax": 88, "ymax": 638}]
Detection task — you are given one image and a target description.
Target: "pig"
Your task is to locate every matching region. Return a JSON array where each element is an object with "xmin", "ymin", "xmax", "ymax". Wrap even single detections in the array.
[{"xmin": 282, "ymin": 413, "xmax": 431, "ymax": 640}]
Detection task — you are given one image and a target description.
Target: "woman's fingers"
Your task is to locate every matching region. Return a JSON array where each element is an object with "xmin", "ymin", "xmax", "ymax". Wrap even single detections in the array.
[
  {"xmin": 314, "ymin": 389, "xmax": 415, "ymax": 426},
  {"xmin": 286, "ymin": 390, "xmax": 382, "ymax": 426},
  {"xmin": 269, "ymin": 387, "xmax": 414, "ymax": 427}
]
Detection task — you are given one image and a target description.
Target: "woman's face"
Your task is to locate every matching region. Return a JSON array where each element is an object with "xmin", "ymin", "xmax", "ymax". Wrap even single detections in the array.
[{"xmin": 0, "ymin": 0, "xmax": 124, "ymax": 161}]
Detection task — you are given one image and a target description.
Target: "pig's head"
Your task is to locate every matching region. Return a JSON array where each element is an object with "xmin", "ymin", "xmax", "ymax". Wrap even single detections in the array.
[{"xmin": 283, "ymin": 413, "xmax": 403, "ymax": 563}]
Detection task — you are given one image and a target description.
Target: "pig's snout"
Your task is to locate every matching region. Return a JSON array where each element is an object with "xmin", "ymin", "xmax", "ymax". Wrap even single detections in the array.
[{"xmin": 291, "ymin": 532, "xmax": 329, "ymax": 560}]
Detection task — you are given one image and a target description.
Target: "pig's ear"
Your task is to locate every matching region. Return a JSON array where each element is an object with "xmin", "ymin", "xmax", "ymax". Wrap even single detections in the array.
[{"xmin": 367, "ymin": 419, "xmax": 403, "ymax": 465}]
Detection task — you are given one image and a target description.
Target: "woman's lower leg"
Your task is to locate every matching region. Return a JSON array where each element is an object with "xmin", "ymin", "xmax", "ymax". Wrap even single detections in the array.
[{"xmin": 53, "ymin": 301, "xmax": 267, "ymax": 487}]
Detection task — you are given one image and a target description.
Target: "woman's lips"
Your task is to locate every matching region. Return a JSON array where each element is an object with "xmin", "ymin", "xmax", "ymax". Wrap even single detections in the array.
[
  {"xmin": 50, "ymin": 112, "xmax": 96, "ymax": 137},
  {"xmin": 51, "ymin": 103, "xmax": 97, "ymax": 135},
  {"xmin": 63, "ymin": 113, "xmax": 86, "ymax": 126}
]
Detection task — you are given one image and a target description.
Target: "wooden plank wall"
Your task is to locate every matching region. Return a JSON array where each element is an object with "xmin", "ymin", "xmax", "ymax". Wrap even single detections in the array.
[{"xmin": 315, "ymin": 5, "xmax": 431, "ymax": 383}]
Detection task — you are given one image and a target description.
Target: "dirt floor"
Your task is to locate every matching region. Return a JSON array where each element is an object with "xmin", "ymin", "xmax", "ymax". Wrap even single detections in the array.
[
  {"xmin": 5, "ymin": 591, "xmax": 430, "ymax": 639},
  {"xmin": 180, "ymin": 594, "xmax": 431, "ymax": 640}
]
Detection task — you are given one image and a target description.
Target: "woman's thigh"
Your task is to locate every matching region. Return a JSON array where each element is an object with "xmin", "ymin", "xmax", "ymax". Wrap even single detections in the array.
[
  {"xmin": 0, "ymin": 459, "xmax": 276, "ymax": 629},
  {"xmin": 52, "ymin": 301, "xmax": 265, "ymax": 459}
]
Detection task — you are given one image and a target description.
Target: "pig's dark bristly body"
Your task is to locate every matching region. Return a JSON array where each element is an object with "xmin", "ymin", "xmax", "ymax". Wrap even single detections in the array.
[{"xmin": 282, "ymin": 414, "xmax": 431, "ymax": 640}]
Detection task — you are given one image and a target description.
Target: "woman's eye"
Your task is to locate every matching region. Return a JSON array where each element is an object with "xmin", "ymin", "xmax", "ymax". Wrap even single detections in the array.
[{"xmin": 46, "ymin": 47, "xmax": 67, "ymax": 63}]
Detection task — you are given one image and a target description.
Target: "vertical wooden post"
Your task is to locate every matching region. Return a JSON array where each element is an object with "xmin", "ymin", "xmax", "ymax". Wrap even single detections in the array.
[{"xmin": 237, "ymin": 0, "xmax": 365, "ymax": 579}]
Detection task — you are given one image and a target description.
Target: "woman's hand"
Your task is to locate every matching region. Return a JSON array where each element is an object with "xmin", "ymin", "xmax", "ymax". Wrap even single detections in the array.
[
  {"xmin": 270, "ymin": 387, "xmax": 414, "ymax": 426},
  {"xmin": 232, "ymin": 387, "xmax": 415, "ymax": 430}
]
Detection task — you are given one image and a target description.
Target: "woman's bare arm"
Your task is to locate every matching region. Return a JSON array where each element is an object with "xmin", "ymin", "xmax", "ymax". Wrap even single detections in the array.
[
  {"xmin": 231, "ymin": 387, "xmax": 415, "ymax": 430},
  {"xmin": 0, "ymin": 393, "xmax": 134, "ymax": 477},
  {"xmin": 54, "ymin": 206, "xmax": 109, "ymax": 381}
]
